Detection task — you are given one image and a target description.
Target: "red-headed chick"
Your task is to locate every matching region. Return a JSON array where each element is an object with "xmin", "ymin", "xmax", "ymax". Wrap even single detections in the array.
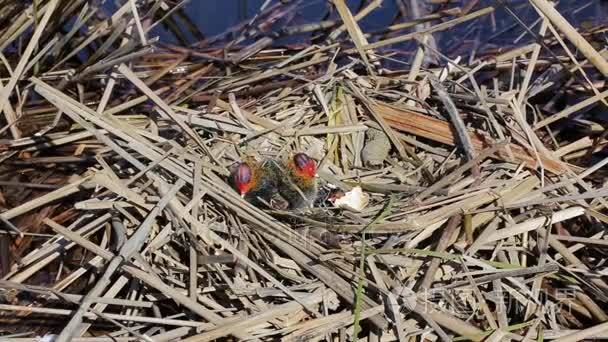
[
  {"xmin": 230, "ymin": 159, "xmax": 279, "ymax": 208},
  {"xmin": 278, "ymin": 153, "xmax": 319, "ymax": 209}
]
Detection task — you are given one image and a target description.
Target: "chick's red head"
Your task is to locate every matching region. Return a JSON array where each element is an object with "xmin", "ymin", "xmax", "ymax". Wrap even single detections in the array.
[
  {"xmin": 293, "ymin": 153, "xmax": 317, "ymax": 179},
  {"xmin": 232, "ymin": 162, "xmax": 255, "ymax": 197}
]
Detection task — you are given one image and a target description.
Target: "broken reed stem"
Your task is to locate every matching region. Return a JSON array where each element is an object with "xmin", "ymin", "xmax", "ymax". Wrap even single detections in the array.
[{"xmin": 528, "ymin": 0, "xmax": 608, "ymax": 76}]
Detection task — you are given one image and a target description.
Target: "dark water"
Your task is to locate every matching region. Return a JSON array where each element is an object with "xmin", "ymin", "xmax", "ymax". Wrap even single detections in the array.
[{"xmin": 141, "ymin": 0, "xmax": 607, "ymax": 56}]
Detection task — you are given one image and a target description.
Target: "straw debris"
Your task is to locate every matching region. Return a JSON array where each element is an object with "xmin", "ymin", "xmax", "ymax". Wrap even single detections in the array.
[{"xmin": 0, "ymin": 0, "xmax": 607, "ymax": 341}]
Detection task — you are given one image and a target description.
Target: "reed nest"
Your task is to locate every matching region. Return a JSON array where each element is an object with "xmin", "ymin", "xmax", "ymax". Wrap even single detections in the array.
[{"xmin": 0, "ymin": 0, "xmax": 607, "ymax": 341}]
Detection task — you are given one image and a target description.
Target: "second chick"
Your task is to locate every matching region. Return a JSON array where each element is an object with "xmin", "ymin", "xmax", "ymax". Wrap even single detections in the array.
[{"xmin": 277, "ymin": 153, "xmax": 319, "ymax": 209}]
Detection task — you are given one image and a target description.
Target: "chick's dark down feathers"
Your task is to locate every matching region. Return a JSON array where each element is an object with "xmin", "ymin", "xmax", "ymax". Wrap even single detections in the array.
[{"xmin": 277, "ymin": 154, "xmax": 318, "ymax": 209}]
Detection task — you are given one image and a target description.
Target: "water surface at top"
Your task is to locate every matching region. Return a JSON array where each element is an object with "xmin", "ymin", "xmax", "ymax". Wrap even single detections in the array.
[{"xmin": 146, "ymin": 0, "xmax": 607, "ymax": 59}]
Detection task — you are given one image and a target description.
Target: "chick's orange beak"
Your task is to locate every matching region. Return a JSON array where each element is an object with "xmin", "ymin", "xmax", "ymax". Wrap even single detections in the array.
[{"xmin": 237, "ymin": 184, "xmax": 249, "ymax": 198}]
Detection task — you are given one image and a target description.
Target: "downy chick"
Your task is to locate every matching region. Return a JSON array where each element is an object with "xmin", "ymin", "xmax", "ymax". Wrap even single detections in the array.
[
  {"xmin": 278, "ymin": 153, "xmax": 318, "ymax": 209},
  {"xmin": 230, "ymin": 158, "xmax": 280, "ymax": 208}
]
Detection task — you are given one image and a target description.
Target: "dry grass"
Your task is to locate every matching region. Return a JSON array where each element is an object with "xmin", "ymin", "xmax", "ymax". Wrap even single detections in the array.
[{"xmin": 0, "ymin": 0, "xmax": 607, "ymax": 341}]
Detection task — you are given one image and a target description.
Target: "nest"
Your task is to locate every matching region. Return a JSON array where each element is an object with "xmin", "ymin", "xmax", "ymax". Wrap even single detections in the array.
[{"xmin": 0, "ymin": 0, "xmax": 607, "ymax": 341}]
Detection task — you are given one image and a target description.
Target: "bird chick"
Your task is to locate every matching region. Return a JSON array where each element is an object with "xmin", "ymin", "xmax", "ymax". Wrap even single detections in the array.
[
  {"xmin": 278, "ymin": 153, "xmax": 318, "ymax": 209},
  {"xmin": 230, "ymin": 158, "xmax": 279, "ymax": 208}
]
